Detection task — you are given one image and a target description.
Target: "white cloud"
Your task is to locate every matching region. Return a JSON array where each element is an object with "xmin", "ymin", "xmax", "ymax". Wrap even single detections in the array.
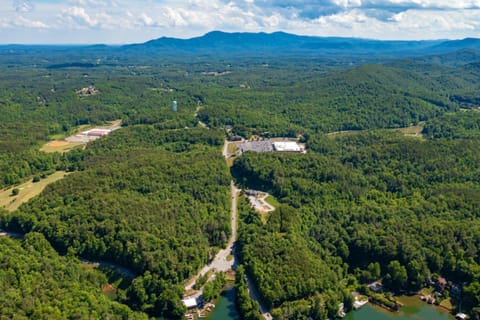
[
  {"xmin": 62, "ymin": 6, "xmax": 98, "ymax": 27},
  {"xmin": 13, "ymin": 0, "xmax": 34, "ymax": 13},
  {"xmin": 139, "ymin": 13, "xmax": 154, "ymax": 27},
  {"xmin": 1, "ymin": 0, "xmax": 480, "ymax": 43},
  {"xmin": 331, "ymin": 0, "xmax": 363, "ymax": 8},
  {"xmin": 15, "ymin": 15, "xmax": 48, "ymax": 28},
  {"xmin": 0, "ymin": 15, "xmax": 49, "ymax": 29}
]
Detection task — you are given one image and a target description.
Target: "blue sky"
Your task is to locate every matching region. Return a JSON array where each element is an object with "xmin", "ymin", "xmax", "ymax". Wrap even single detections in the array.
[{"xmin": 0, "ymin": 0, "xmax": 479, "ymax": 44}]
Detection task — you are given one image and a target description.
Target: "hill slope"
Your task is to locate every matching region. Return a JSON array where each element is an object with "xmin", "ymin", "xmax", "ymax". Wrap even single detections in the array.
[{"xmin": 124, "ymin": 31, "xmax": 480, "ymax": 57}]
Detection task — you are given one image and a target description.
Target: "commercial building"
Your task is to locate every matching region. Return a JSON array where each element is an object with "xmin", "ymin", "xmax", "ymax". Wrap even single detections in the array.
[{"xmin": 272, "ymin": 141, "xmax": 303, "ymax": 152}]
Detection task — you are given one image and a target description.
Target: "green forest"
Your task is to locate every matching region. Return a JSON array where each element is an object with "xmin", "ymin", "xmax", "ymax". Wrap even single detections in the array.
[
  {"xmin": 0, "ymin": 46, "xmax": 479, "ymax": 319},
  {"xmin": 233, "ymin": 131, "xmax": 480, "ymax": 317},
  {"xmin": 0, "ymin": 232, "xmax": 147, "ymax": 319}
]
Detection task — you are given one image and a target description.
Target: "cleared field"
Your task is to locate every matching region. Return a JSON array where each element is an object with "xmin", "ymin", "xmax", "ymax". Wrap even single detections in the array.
[
  {"xmin": 41, "ymin": 120, "xmax": 122, "ymax": 153},
  {"xmin": 326, "ymin": 130, "xmax": 365, "ymax": 137},
  {"xmin": 395, "ymin": 122, "xmax": 425, "ymax": 138},
  {"xmin": 40, "ymin": 140, "xmax": 85, "ymax": 153},
  {"xmin": 227, "ymin": 142, "xmax": 238, "ymax": 154},
  {"xmin": 0, "ymin": 171, "xmax": 69, "ymax": 212},
  {"xmin": 265, "ymin": 195, "xmax": 280, "ymax": 208},
  {"xmin": 327, "ymin": 123, "xmax": 425, "ymax": 138}
]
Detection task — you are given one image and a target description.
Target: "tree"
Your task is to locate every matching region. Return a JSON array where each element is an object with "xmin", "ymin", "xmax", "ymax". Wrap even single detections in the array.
[
  {"xmin": 384, "ymin": 260, "xmax": 408, "ymax": 290},
  {"xmin": 368, "ymin": 262, "xmax": 381, "ymax": 280}
]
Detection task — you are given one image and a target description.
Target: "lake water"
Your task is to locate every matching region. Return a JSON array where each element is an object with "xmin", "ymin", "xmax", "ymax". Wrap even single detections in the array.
[
  {"xmin": 206, "ymin": 290, "xmax": 454, "ymax": 320},
  {"xmin": 345, "ymin": 296, "xmax": 455, "ymax": 320},
  {"xmin": 207, "ymin": 286, "xmax": 240, "ymax": 320}
]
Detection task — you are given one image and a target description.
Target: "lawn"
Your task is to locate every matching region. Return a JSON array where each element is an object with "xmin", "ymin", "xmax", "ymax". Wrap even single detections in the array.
[
  {"xmin": 227, "ymin": 142, "xmax": 238, "ymax": 154},
  {"xmin": 395, "ymin": 122, "xmax": 425, "ymax": 138},
  {"xmin": 265, "ymin": 195, "xmax": 280, "ymax": 208},
  {"xmin": 40, "ymin": 141, "xmax": 85, "ymax": 153},
  {"xmin": 0, "ymin": 171, "xmax": 69, "ymax": 212}
]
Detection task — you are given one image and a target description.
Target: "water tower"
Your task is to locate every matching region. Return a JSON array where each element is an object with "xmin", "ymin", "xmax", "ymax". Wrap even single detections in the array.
[{"xmin": 172, "ymin": 100, "xmax": 177, "ymax": 112}]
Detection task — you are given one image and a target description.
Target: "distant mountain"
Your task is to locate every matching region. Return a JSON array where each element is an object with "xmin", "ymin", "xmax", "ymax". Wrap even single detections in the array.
[
  {"xmin": 431, "ymin": 38, "xmax": 480, "ymax": 51},
  {"xmin": 1, "ymin": 31, "xmax": 479, "ymax": 65},
  {"xmin": 122, "ymin": 31, "xmax": 480, "ymax": 57},
  {"xmin": 412, "ymin": 48, "xmax": 480, "ymax": 66}
]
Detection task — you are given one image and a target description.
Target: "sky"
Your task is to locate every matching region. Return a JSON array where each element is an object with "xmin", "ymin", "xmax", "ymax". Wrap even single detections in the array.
[{"xmin": 0, "ymin": 0, "xmax": 479, "ymax": 44}]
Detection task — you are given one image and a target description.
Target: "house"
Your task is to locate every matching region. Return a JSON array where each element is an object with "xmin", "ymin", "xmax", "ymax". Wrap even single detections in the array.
[
  {"xmin": 436, "ymin": 277, "xmax": 448, "ymax": 292},
  {"xmin": 455, "ymin": 313, "xmax": 468, "ymax": 320},
  {"xmin": 245, "ymin": 189, "xmax": 262, "ymax": 196},
  {"xmin": 368, "ymin": 281, "xmax": 383, "ymax": 293}
]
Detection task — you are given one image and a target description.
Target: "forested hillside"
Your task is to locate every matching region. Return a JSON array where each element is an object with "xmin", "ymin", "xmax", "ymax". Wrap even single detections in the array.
[
  {"xmin": 0, "ymin": 44, "xmax": 480, "ymax": 319},
  {"xmin": 233, "ymin": 131, "xmax": 480, "ymax": 318},
  {"xmin": 0, "ymin": 232, "xmax": 147, "ymax": 319},
  {"xmin": 197, "ymin": 62, "xmax": 480, "ymax": 137},
  {"xmin": 2, "ymin": 126, "xmax": 230, "ymax": 317}
]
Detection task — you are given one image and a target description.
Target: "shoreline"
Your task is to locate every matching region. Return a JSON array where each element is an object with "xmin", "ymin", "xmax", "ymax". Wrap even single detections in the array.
[{"xmin": 366, "ymin": 293, "xmax": 455, "ymax": 319}]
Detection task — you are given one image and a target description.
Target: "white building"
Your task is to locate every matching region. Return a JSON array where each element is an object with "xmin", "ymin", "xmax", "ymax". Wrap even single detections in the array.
[
  {"xmin": 272, "ymin": 141, "xmax": 302, "ymax": 152},
  {"xmin": 182, "ymin": 297, "xmax": 197, "ymax": 309}
]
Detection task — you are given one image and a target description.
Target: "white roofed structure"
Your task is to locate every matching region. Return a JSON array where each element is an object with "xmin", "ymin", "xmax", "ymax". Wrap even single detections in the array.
[
  {"xmin": 182, "ymin": 297, "xmax": 197, "ymax": 309},
  {"xmin": 272, "ymin": 141, "xmax": 302, "ymax": 152}
]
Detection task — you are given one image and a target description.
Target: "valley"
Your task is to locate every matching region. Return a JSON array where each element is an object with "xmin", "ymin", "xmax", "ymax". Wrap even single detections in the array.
[{"xmin": 0, "ymin": 32, "xmax": 479, "ymax": 320}]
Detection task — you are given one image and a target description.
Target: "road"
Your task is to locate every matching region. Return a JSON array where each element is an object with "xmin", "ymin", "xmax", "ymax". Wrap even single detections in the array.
[
  {"xmin": 185, "ymin": 139, "xmax": 272, "ymax": 320},
  {"xmin": 245, "ymin": 274, "xmax": 273, "ymax": 320},
  {"xmin": 223, "ymin": 140, "xmax": 272, "ymax": 320},
  {"xmin": 0, "ymin": 229, "xmax": 137, "ymax": 280},
  {"xmin": 184, "ymin": 140, "xmax": 239, "ymax": 291},
  {"xmin": 80, "ymin": 258, "xmax": 136, "ymax": 279},
  {"xmin": 0, "ymin": 229, "xmax": 24, "ymax": 239},
  {"xmin": 184, "ymin": 181, "xmax": 240, "ymax": 292}
]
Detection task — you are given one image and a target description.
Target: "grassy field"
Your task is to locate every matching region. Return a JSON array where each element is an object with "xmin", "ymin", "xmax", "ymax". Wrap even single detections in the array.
[
  {"xmin": 227, "ymin": 142, "xmax": 238, "ymax": 154},
  {"xmin": 395, "ymin": 122, "xmax": 425, "ymax": 138},
  {"xmin": 265, "ymin": 195, "xmax": 280, "ymax": 208},
  {"xmin": 40, "ymin": 141, "xmax": 85, "ymax": 153},
  {"xmin": 41, "ymin": 120, "xmax": 121, "ymax": 153},
  {"xmin": 0, "ymin": 171, "xmax": 69, "ymax": 212},
  {"xmin": 326, "ymin": 123, "xmax": 425, "ymax": 139}
]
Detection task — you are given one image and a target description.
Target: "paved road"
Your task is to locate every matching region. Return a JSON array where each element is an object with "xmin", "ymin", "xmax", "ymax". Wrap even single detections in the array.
[
  {"xmin": 245, "ymin": 274, "xmax": 273, "ymax": 320},
  {"xmin": 184, "ymin": 140, "xmax": 238, "ymax": 291},
  {"xmin": 80, "ymin": 258, "xmax": 136, "ymax": 279},
  {"xmin": 0, "ymin": 229, "xmax": 24, "ymax": 239},
  {"xmin": 184, "ymin": 181, "xmax": 240, "ymax": 292},
  {"xmin": 185, "ymin": 140, "xmax": 272, "ymax": 320}
]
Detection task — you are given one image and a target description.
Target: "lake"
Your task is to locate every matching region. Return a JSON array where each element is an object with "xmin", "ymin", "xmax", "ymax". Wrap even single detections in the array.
[
  {"xmin": 206, "ymin": 289, "xmax": 454, "ymax": 320},
  {"xmin": 207, "ymin": 286, "xmax": 240, "ymax": 320},
  {"xmin": 345, "ymin": 296, "xmax": 455, "ymax": 320}
]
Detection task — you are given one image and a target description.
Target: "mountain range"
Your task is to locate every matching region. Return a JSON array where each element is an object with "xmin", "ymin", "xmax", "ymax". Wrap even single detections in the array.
[
  {"xmin": 123, "ymin": 31, "xmax": 480, "ymax": 57},
  {"xmin": 2, "ymin": 31, "xmax": 480, "ymax": 63}
]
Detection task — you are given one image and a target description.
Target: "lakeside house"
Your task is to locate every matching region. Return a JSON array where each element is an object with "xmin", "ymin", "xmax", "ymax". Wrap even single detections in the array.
[
  {"xmin": 368, "ymin": 281, "xmax": 383, "ymax": 293},
  {"xmin": 455, "ymin": 313, "xmax": 468, "ymax": 320}
]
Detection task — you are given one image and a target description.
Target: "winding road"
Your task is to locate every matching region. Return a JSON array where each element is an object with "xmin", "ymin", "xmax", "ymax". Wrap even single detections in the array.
[
  {"xmin": 0, "ymin": 229, "xmax": 24, "ymax": 239},
  {"xmin": 184, "ymin": 139, "xmax": 272, "ymax": 319},
  {"xmin": 184, "ymin": 141, "xmax": 240, "ymax": 293},
  {"xmin": 184, "ymin": 181, "xmax": 240, "ymax": 293}
]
